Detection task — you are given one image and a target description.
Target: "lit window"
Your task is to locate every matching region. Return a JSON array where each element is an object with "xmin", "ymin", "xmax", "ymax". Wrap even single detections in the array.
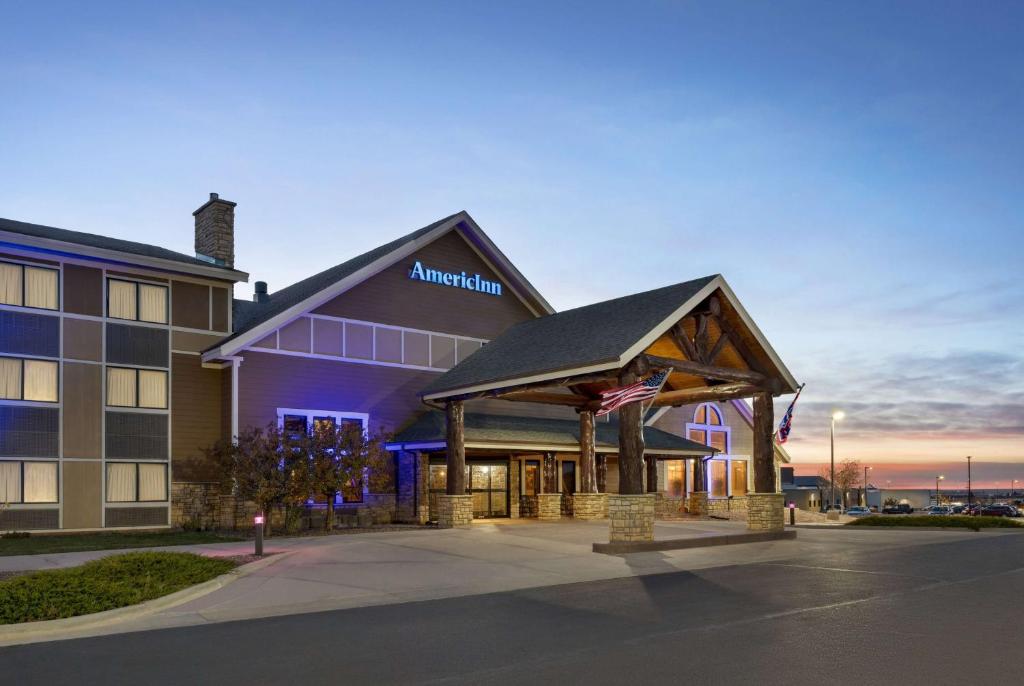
[
  {"xmin": 666, "ymin": 460, "xmax": 685, "ymax": 497},
  {"xmin": 106, "ymin": 367, "xmax": 167, "ymax": 409},
  {"xmin": 0, "ymin": 261, "xmax": 58, "ymax": 310},
  {"xmin": 108, "ymin": 279, "xmax": 168, "ymax": 323},
  {"xmin": 106, "ymin": 463, "xmax": 167, "ymax": 503},
  {"xmin": 0, "ymin": 357, "xmax": 58, "ymax": 402},
  {"xmin": 731, "ymin": 460, "xmax": 748, "ymax": 496},
  {"xmin": 710, "ymin": 460, "xmax": 727, "ymax": 497},
  {"xmin": 0, "ymin": 461, "xmax": 58, "ymax": 503}
]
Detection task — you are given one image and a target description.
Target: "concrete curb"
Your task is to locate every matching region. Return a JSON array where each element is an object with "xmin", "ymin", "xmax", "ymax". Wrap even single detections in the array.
[
  {"xmin": 0, "ymin": 551, "xmax": 292, "ymax": 646},
  {"xmin": 794, "ymin": 523, "xmax": 1024, "ymax": 532},
  {"xmin": 593, "ymin": 530, "xmax": 796, "ymax": 555}
]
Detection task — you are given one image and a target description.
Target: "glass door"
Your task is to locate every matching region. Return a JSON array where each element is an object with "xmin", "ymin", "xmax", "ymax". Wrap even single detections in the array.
[{"xmin": 469, "ymin": 463, "xmax": 509, "ymax": 518}]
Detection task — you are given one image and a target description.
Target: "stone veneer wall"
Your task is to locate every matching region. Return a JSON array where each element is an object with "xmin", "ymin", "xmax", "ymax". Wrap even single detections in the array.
[
  {"xmin": 508, "ymin": 460, "xmax": 520, "ymax": 519},
  {"xmin": 654, "ymin": 493, "xmax": 688, "ymax": 520},
  {"xmin": 520, "ymin": 495, "xmax": 538, "ymax": 518},
  {"xmin": 537, "ymin": 493, "xmax": 562, "ymax": 520},
  {"xmin": 687, "ymin": 491, "xmax": 709, "ymax": 518},
  {"xmin": 171, "ymin": 482, "xmax": 221, "ymax": 529},
  {"xmin": 746, "ymin": 493, "xmax": 784, "ymax": 531},
  {"xmin": 707, "ymin": 496, "xmax": 748, "ymax": 520},
  {"xmin": 608, "ymin": 493, "xmax": 655, "ymax": 542},
  {"xmin": 572, "ymin": 493, "xmax": 608, "ymax": 520},
  {"xmin": 436, "ymin": 494, "xmax": 473, "ymax": 528}
]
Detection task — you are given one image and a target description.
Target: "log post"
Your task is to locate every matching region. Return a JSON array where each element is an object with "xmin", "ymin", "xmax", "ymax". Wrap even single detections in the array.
[
  {"xmin": 596, "ymin": 455, "xmax": 607, "ymax": 493},
  {"xmin": 693, "ymin": 457, "xmax": 706, "ymax": 493},
  {"xmin": 645, "ymin": 455, "xmax": 658, "ymax": 493},
  {"xmin": 579, "ymin": 410, "xmax": 597, "ymax": 493},
  {"xmin": 617, "ymin": 368, "xmax": 645, "ymax": 495},
  {"xmin": 445, "ymin": 400, "xmax": 466, "ymax": 495},
  {"xmin": 752, "ymin": 392, "xmax": 775, "ymax": 493}
]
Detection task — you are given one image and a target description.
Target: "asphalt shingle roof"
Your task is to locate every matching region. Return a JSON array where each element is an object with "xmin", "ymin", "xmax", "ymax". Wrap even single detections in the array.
[
  {"xmin": 420, "ymin": 275, "xmax": 718, "ymax": 397},
  {"xmin": 218, "ymin": 212, "xmax": 464, "ymax": 346},
  {"xmin": 391, "ymin": 411, "xmax": 716, "ymax": 455},
  {"xmin": 0, "ymin": 217, "xmax": 237, "ymax": 272}
]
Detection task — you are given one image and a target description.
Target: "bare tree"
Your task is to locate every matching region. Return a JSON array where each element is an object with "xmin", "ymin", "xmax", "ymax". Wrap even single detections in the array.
[{"xmin": 834, "ymin": 458, "xmax": 862, "ymax": 509}]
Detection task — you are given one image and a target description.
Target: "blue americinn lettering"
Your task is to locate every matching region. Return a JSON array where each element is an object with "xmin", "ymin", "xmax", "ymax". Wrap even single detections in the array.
[{"xmin": 408, "ymin": 261, "xmax": 502, "ymax": 296}]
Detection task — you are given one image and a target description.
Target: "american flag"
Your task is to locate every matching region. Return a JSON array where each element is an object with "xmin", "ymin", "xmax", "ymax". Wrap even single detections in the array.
[
  {"xmin": 775, "ymin": 384, "xmax": 805, "ymax": 444},
  {"xmin": 595, "ymin": 370, "xmax": 668, "ymax": 417}
]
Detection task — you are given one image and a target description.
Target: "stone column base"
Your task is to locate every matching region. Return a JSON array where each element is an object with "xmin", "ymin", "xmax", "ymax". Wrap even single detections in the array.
[
  {"xmin": 746, "ymin": 492, "xmax": 785, "ymax": 532},
  {"xmin": 572, "ymin": 492, "xmax": 608, "ymax": 520},
  {"xmin": 687, "ymin": 491, "xmax": 709, "ymax": 518},
  {"xmin": 537, "ymin": 493, "xmax": 563, "ymax": 521},
  {"xmin": 655, "ymin": 493, "xmax": 687, "ymax": 520},
  {"xmin": 608, "ymin": 493, "xmax": 655, "ymax": 542},
  {"xmin": 436, "ymin": 495, "xmax": 473, "ymax": 529}
]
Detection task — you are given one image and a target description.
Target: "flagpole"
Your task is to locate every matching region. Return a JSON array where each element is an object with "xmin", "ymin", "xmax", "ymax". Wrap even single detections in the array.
[
  {"xmin": 640, "ymin": 369, "xmax": 671, "ymax": 418},
  {"xmin": 774, "ymin": 383, "xmax": 805, "ymax": 442}
]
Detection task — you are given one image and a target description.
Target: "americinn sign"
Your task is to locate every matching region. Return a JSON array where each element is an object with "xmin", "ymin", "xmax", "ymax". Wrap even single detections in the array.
[{"xmin": 408, "ymin": 260, "xmax": 503, "ymax": 296}]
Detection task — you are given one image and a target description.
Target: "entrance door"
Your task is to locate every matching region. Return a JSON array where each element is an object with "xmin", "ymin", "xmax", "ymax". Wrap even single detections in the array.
[{"xmin": 469, "ymin": 463, "xmax": 508, "ymax": 518}]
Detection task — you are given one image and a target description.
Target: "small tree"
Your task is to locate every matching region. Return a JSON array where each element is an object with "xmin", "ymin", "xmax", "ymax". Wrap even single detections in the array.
[
  {"xmin": 337, "ymin": 424, "xmax": 393, "ymax": 508},
  {"xmin": 308, "ymin": 421, "xmax": 343, "ymax": 531},
  {"xmin": 834, "ymin": 458, "xmax": 861, "ymax": 509},
  {"xmin": 208, "ymin": 423, "xmax": 288, "ymax": 536},
  {"xmin": 280, "ymin": 429, "xmax": 313, "ymax": 532}
]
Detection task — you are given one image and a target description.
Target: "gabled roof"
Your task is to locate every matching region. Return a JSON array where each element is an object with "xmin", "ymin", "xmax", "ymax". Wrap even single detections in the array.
[
  {"xmin": 421, "ymin": 274, "xmax": 799, "ymax": 399},
  {"xmin": 205, "ymin": 211, "xmax": 553, "ymax": 358},
  {"xmin": 0, "ymin": 217, "xmax": 248, "ymax": 282},
  {"xmin": 388, "ymin": 411, "xmax": 717, "ymax": 456}
]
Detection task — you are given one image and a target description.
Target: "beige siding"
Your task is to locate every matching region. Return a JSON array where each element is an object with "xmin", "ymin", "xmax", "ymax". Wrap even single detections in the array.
[
  {"xmin": 62, "ymin": 461, "xmax": 102, "ymax": 529},
  {"xmin": 63, "ymin": 362, "xmax": 102, "ymax": 459},
  {"xmin": 171, "ymin": 353, "xmax": 225, "ymax": 481},
  {"xmin": 172, "ymin": 280, "xmax": 210, "ymax": 330},
  {"xmin": 278, "ymin": 317, "xmax": 311, "ymax": 352},
  {"xmin": 171, "ymin": 330, "xmax": 224, "ymax": 354},
  {"xmin": 63, "ymin": 318, "xmax": 102, "ymax": 361},
  {"xmin": 62, "ymin": 264, "xmax": 103, "ymax": 316}
]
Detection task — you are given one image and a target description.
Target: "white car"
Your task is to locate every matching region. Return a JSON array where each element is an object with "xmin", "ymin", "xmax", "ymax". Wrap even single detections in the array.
[{"xmin": 845, "ymin": 506, "xmax": 872, "ymax": 517}]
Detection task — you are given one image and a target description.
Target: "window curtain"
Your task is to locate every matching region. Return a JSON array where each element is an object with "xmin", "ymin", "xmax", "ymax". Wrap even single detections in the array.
[
  {"xmin": 23, "ymin": 462, "xmax": 57, "ymax": 503},
  {"xmin": 106, "ymin": 463, "xmax": 136, "ymax": 502},
  {"xmin": 138, "ymin": 284, "xmax": 167, "ymax": 324},
  {"xmin": 710, "ymin": 460, "xmax": 728, "ymax": 497},
  {"xmin": 24, "ymin": 267, "xmax": 57, "ymax": 310},
  {"xmin": 138, "ymin": 370, "xmax": 167, "ymax": 409},
  {"xmin": 0, "ymin": 263, "xmax": 22, "ymax": 306},
  {"xmin": 731, "ymin": 461, "xmax": 748, "ymax": 496},
  {"xmin": 138, "ymin": 464, "xmax": 167, "ymax": 501},
  {"xmin": 107, "ymin": 368, "xmax": 137, "ymax": 407},
  {"xmin": 0, "ymin": 462, "xmax": 20, "ymax": 503},
  {"xmin": 0, "ymin": 358, "xmax": 22, "ymax": 400},
  {"xmin": 23, "ymin": 360, "xmax": 57, "ymax": 402},
  {"xmin": 108, "ymin": 280, "xmax": 136, "ymax": 320}
]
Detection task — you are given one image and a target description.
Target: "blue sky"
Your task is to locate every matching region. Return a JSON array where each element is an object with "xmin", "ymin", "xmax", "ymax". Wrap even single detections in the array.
[{"xmin": 1, "ymin": 1, "xmax": 1021, "ymax": 476}]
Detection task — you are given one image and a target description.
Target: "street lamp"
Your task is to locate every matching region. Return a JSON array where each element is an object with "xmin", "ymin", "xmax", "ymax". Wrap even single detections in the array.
[
  {"xmin": 1012, "ymin": 479, "xmax": 1019, "ymax": 499},
  {"xmin": 863, "ymin": 465, "xmax": 872, "ymax": 507},
  {"xmin": 935, "ymin": 475, "xmax": 944, "ymax": 505},
  {"xmin": 966, "ymin": 456, "xmax": 972, "ymax": 510},
  {"xmin": 830, "ymin": 411, "xmax": 845, "ymax": 515}
]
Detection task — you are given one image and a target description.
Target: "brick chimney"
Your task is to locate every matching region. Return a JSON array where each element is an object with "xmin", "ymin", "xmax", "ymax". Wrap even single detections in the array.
[{"xmin": 193, "ymin": 192, "xmax": 237, "ymax": 268}]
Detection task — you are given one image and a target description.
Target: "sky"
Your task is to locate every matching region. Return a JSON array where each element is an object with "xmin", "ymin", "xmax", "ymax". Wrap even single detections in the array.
[{"xmin": 1, "ymin": 1, "xmax": 1021, "ymax": 487}]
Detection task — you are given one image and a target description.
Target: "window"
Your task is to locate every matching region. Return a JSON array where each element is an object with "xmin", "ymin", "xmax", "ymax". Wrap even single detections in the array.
[
  {"xmin": 108, "ymin": 279, "xmax": 168, "ymax": 323},
  {"xmin": 106, "ymin": 367, "xmax": 167, "ymax": 408},
  {"xmin": 106, "ymin": 462, "xmax": 167, "ymax": 502},
  {"xmin": 0, "ymin": 261, "xmax": 58, "ymax": 310},
  {"xmin": 0, "ymin": 461, "xmax": 58, "ymax": 503},
  {"xmin": 523, "ymin": 460, "xmax": 540, "ymax": 496},
  {"xmin": 277, "ymin": 409, "xmax": 369, "ymax": 503},
  {"xmin": 710, "ymin": 460, "xmax": 727, "ymax": 497},
  {"xmin": 666, "ymin": 460, "xmax": 685, "ymax": 497},
  {"xmin": 0, "ymin": 357, "xmax": 58, "ymax": 402},
  {"xmin": 731, "ymin": 460, "xmax": 748, "ymax": 496}
]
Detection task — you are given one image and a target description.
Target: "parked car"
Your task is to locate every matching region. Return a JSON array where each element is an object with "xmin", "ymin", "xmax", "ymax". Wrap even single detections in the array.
[
  {"xmin": 950, "ymin": 505, "xmax": 966, "ymax": 514},
  {"xmin": 979, "ymin": 504, "xmax": 1016, "ymax": 517},
  {"xmin": 882, "ymin": 503, "xmax": 914, "ymax": 514},
  {"xmin": 845, "ymin": 506, "xmax": 872, "ymax": 517},
  {"xmin": 924, "ymin": 506, "xmax": 952, "ymax": 515}
]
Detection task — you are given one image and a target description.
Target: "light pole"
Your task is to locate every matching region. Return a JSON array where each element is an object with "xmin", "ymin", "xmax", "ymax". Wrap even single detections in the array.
[
  {"xmin": 935, "ymin": 475, "xmax": 944, "ymax": 505},
  {"xmin": 863, "ymin": 465, "xmax": 872, "ymax": 507},
  {"xmin": 1012, "ymin": 479, "xmax": 1019, "ymax": 499},
  {"xmin": 966, "ymin": 456, "xmax": 972, "ymax": 510},
  {"xmin": 830, "ymin": 411, "xmax": 844, "ymax": 514}
]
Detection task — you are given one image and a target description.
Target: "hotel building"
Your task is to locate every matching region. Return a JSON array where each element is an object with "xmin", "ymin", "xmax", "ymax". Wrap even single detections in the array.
[{"xmin": 0, "ymin": 196, "xmax": 794, "ymax": 532}]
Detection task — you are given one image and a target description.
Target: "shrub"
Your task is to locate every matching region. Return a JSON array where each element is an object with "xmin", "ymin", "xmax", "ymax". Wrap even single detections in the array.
[
  {"xmin": 0, "ymin": 551, "xmax": 236, "ymax": 624},
  {"xmin": 847, "ymin": 515, "xmax": 1023, "ymax": 531}
]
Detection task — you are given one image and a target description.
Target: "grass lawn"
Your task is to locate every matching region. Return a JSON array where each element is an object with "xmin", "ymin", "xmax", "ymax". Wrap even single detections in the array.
[
  {"xmin": 0, "ymin": 530, "xmax": 244, "ymax": 557},
  {"xmin": 847, "ymin": 515, "xmax": 1023, "ymax": 531},
  {"xmin": 0, "ymin": 551, "xmax": 236, "ymax": 624}
]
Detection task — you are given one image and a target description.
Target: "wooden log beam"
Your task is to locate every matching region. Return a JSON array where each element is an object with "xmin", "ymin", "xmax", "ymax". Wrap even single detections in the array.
[
  {"xmin": 644, "ymin": 354, "xmax": 766, "ymax": 385},
  {"xmin": 445, "ymin": 400, "xmax": 466, "ymax": 495},
  {"xmin": 706, "ymin": 332, "xmax": 729, "ymax": 365},
  {"xmin": 645, "ymin": 455, "xmax": 658, "ymax": 494},
  {"xmin": 752, "ymin": 391, "xmax": 776, "ymax": 493},
  {"xmin": 694, "ymin": 313, "xmax": 711, "ymax": 362},
  {"xmin": 617, "ymin": 367, "xmax": 646, "ymax": 495},
  {"xmin": 649, "ymin": 382, "xmax": 760, "ymax": 407},
  {"xmin": 693, "ymin": 456, "xmax": 707, "ymax": 493},
  {"xmin": 670, "ymin": 322, "xmax": 700, "ymax": 362},
  {"xmin": 596, "ymin": 454, "xmax": 607, "ymax": 493},
  {"xmin": 579, "ymin": 410, "xmax": 598, "ymax": 493}
]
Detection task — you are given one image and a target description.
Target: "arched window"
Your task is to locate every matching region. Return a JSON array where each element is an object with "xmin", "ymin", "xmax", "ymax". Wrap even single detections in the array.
[{"xmin": 687, "ymin": 403, "xmax": 729, "ymax": 453}]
